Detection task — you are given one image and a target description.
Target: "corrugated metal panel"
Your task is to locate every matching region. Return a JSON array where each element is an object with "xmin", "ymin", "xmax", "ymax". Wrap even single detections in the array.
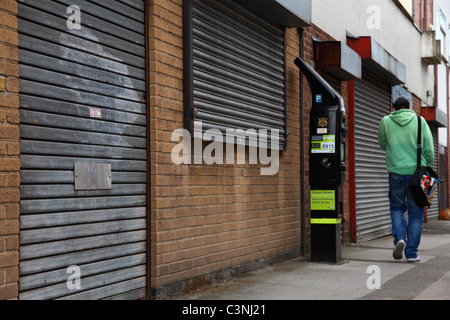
[
  {"xmin": 192, "ymin": 0, "xmax": 286, "ymax": 148},
  {"xmin": 354, "ymin": 80, "xmax": 391, "ymax": 242},
  {"xmin": 18, "ymin": 0, "xmax": 147, "ymax": 300},
  {"xmin": 427, "ymin": 126, "xmax": 440, "ymax": 221}
]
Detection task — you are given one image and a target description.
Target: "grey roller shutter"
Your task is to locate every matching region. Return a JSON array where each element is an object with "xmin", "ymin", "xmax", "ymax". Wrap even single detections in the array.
[
  {"xmin": 18, "ymin": 0, "xmax": 147, "ymax": 300},
  {"xmin": 354, "ymin": 80, "xmax": 391, "ymax": 242},
  {"xmin": 191, "ymin": 0, "xmax": 286, "ymax": 148},
  {"xmin": 427, "ymin": 126, "xmax": 440, "ymax": 221}
]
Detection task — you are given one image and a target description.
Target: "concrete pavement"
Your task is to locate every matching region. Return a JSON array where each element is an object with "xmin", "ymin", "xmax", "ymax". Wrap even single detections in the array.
[{"xmin": 174, "ymin": 220, "xmax": 450, "ymax": 300}]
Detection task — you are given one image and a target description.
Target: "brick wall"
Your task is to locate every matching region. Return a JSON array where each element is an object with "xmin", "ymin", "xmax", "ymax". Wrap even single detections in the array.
[
  {"xmin": 0, "ymin": 0, "xmax": 357, "ymax": 300},
  {"xmin": 0, "ymin": 0, "xmax": 20, "ymax": 301},
  {"xmin": 148, "ymin": 0, "xmax": 302, "ymax": 295},
  {"xmin": 423, "ymin": 0, "xmax": 433, "ymax": 31},
  {"xmin": 414, "ymin": 0, "xmax": 423, "ymax": 30}
]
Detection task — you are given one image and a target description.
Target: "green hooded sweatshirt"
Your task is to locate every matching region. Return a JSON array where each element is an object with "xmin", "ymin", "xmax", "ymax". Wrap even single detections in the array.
[{"xmin": 378, "ymin": 109, "xmax": 434, "ymax": 175}]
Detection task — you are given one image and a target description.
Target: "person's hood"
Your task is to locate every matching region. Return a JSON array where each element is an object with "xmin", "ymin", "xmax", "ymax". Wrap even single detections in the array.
[{"xmin": 389, "ymin": 109, "xmax": 417, "ymax": 127}]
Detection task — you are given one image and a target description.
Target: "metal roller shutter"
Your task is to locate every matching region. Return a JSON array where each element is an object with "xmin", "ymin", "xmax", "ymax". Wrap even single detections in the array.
[
  {"xmin": 18, "ymin": 0, "xmax": 147, "ymax": 300},
  {"xmin": 427, "ymin": 126, "xmax": 440, "ymax": 221},
  {"xmin": 354, "ymin": 80, "xmax": 391, "ymax": 242},
  {"xmin": 191, "ymin": 0, "xmax": 286, "ymax": 148}
]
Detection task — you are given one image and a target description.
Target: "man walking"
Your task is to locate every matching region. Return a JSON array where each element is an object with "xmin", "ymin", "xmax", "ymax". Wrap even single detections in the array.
[{"xmin": 378, "ymin": 97, "xmax": 434, "ymax": 262}]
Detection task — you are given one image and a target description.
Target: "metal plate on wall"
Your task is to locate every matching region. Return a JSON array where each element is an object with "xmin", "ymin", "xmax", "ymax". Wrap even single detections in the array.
[{"xmin": 74, "ymin": 163, "xmax": 112, "ymax": 191}]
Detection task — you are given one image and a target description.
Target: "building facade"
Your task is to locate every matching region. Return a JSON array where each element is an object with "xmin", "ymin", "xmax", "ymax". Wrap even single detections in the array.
[
  {"xmin": 311, "ymin": 0, "xmax": 447, "ymax": 239},
  {"xmin": 0, "ymin": 0, "xmax": 447, "ymax": 300},
  {"xmin": 432, "ymin": 0, "xmax": 450, "ymax": 211}
]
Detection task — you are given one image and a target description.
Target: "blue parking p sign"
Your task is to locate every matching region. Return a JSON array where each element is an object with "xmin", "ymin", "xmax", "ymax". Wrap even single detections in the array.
[{"xmin": 315, "ymin": 94, "xmax": 323, "ymax": 103}]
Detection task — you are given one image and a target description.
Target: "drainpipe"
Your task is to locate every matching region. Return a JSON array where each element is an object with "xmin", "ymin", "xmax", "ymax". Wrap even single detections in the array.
[{"xmin": 298, "ymin": 28, "xmax": 306, "ymax": 257}]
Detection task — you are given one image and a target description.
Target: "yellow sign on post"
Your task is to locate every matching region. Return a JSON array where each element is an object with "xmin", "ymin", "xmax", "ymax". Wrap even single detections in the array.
[{"xmin": 311, "ymin": 190, "xmax": 336, "ymax": 210}]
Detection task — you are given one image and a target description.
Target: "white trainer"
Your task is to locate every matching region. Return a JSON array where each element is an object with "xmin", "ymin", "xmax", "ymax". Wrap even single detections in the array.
[
  {"xmin": 393, "ymin": 240, "xmax": 406, "ymax": 260},
  {"xmin": 407, "ymin": 256, "xmax": 421, "ymax": 263}
]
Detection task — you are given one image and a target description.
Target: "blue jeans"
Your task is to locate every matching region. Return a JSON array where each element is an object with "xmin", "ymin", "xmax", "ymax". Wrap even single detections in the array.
[{"xmin": 388, "ymin": 173, "xmax": 425, "ymax": 259}]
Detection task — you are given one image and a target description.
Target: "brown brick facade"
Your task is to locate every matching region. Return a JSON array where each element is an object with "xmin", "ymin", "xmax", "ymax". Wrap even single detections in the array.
[
  {"xmin": 423, "ymin": 0, "xmax": 433, "ymax": 32},
  {"xmin": 2, "ymin": 0, "xmax": 440, "ymax": 300},
  {"xmin": 148, "ymin": 0, "xmax": 304, "ymax": 294},
  {"xmin": 0, "ymin": 0, "xmax": 19, "ymax": 301}
]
